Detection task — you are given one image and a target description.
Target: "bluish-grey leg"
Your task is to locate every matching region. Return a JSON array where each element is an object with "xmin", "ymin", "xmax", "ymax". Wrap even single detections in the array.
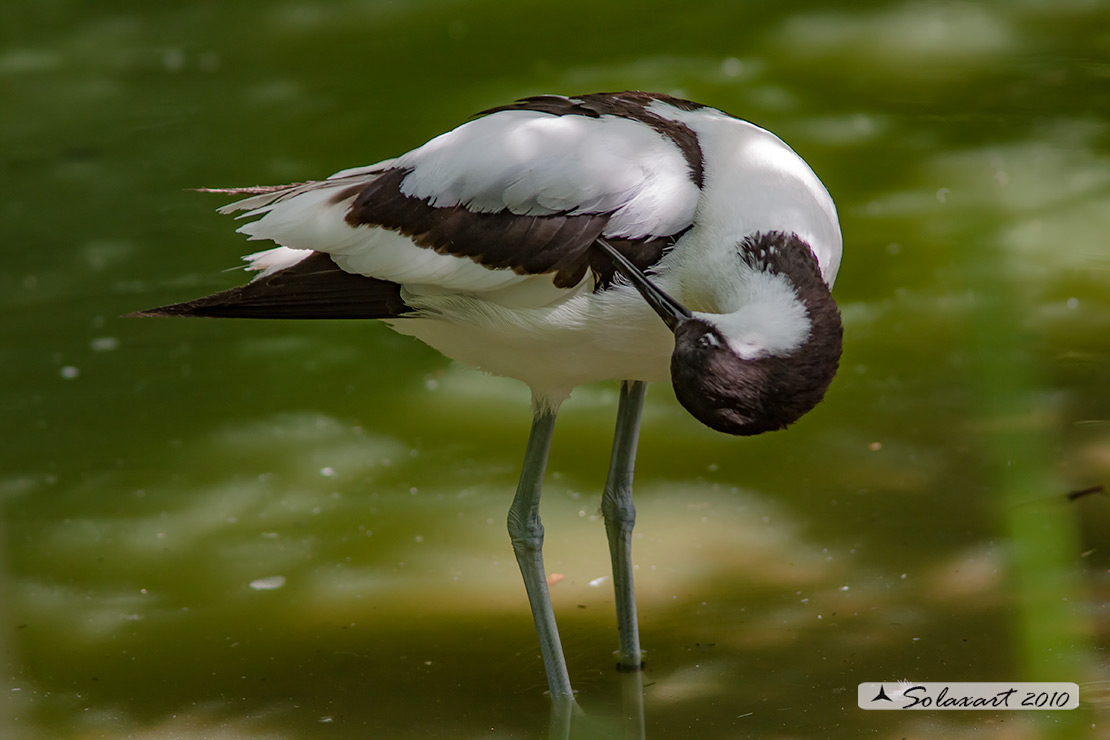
[
  {"xmin": 508, "ymin": 401, "xmax": 574, "ymax": 701},
  {"xmin": 601, "ymin": 380, "xmax": 647, "ymax": 671}
]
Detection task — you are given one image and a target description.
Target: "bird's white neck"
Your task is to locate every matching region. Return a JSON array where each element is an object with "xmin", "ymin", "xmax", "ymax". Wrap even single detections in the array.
[{"xmin": 694, "ymin": 269, "xmax": 811, "ymax": 361}]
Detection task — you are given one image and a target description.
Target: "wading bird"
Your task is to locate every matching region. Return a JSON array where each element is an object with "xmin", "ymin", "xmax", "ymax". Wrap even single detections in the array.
[{"xmin": 132, "ymin": 91, "xmax": 843, "ymax": 701}]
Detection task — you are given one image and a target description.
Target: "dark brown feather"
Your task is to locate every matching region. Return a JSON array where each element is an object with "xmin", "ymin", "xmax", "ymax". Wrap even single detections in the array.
[
  {"xmin": 127, "ymin": 252, "xmax": 409, "ymax": 320},
  {"xmin": 343, "ymin": 168, "xmax": 679, "ymax": 289}
]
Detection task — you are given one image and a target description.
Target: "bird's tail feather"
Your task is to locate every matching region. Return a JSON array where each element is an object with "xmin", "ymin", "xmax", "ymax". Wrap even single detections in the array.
[{"xmin": 127, "ymin": 252, "xmax": 409, "ymax": 320}]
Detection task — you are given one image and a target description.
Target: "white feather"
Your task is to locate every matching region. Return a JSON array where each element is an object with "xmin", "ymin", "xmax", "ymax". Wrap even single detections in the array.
[
  {"xmin": 394, "ymin": 110, "xmax": 699, "ymax": 238},
  {"xmin": 696, "ymin": 271, "xmax": 811, "ymax": 360},
  {"xmin": 649, "ymin": 100, "xmax": 842, "ymax": 287},
  {"xmin": 325, "ymin": 159, "xmax": 396, "ymax": 180},
  {"xmin": 389, "ymin": 280, "xmax": 674, "ymax": 404},
  {"xmin": 244, "ymin": 246, "xmax": 313, "ymax": 278}
]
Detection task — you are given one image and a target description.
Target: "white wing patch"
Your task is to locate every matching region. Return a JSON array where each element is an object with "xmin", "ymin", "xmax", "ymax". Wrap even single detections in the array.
[{"xmin": 394, "ymin": 110, "xmax": 698, "ymax": 239}]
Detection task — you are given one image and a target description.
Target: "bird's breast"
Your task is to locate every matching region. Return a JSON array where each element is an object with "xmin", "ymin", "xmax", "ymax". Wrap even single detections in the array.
[{"xmin": 386, "ymin": 282, "xmax": 675, "ymax": 401}]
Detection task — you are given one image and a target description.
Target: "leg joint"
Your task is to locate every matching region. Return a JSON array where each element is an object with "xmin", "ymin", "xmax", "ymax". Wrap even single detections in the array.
[
  {"xmin": 601, "ymin": 488, "xmax": 636, "ymax": 527},
  {"xmin": 507, "ymin": 510, "xmax": 544, "ymax": 552}
]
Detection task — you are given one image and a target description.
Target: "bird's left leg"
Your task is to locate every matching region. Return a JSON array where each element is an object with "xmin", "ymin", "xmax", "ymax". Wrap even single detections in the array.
[
  {"xmin": 507, "ymin": 396, "xmax": 574, "ymax": 701},
  {"xmin": 601, "ymin": 380, "xmax": 648, "ymax": 671}
]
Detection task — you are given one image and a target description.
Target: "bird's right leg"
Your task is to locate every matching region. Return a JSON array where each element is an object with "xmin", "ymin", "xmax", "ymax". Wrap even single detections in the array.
[
  {"xmin": 507, "ymin": 398, "xmax": 574, "ymax": 701},
  {"xmin": 601, "ymin": 380, "xmax": 647, "ymax": 671}
]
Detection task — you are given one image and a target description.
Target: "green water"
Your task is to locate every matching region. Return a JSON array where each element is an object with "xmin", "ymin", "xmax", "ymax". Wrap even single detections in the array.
[{"xmin": 3, "ymin": 1, "xmax": 1109, "ymax": 738}]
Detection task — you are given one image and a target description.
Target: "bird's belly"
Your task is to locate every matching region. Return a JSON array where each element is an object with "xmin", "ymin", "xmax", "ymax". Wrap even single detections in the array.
[{"xmin": 386, "ymin": 289, "xmax": 673, "ymax": 403}]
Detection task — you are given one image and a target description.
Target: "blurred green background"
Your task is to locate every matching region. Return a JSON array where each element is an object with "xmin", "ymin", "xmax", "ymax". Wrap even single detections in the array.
[{"xmin": 2, "ymin": 1, "xmax": 1108, "ymax": 738}]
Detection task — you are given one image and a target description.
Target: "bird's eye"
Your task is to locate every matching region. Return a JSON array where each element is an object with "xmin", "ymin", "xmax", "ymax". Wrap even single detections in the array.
[{"xmin": 698, "ymin": 332, "xmax": 720, "ymax": 349}]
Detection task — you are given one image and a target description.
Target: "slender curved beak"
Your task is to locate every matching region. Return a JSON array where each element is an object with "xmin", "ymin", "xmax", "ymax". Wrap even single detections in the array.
[{"xmin": 594, "ymin": 238, "xmax": 692, "ymax": 332}]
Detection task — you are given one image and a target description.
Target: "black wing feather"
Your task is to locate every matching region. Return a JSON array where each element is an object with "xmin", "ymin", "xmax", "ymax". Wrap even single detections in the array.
[
  {"xmin": 345, "ymin": 167, "xmax": 676, "ymax": 289},
  {"xmin": 128, "ymin": 252, "xmax": 409, "ymax": 320}
]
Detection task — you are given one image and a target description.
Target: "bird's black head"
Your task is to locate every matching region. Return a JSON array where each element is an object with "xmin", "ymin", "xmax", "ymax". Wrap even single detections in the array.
[
  {"xmin": 669, "ymin": 232, "xmax": 842, "ymax": 436},
  {"xmin": 669, "ymin": 312, "xmax": 842, "ymax": 436},
  {"xmin": 593, "ymin": 231, "xmax": 842, "ymax": 437}
]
